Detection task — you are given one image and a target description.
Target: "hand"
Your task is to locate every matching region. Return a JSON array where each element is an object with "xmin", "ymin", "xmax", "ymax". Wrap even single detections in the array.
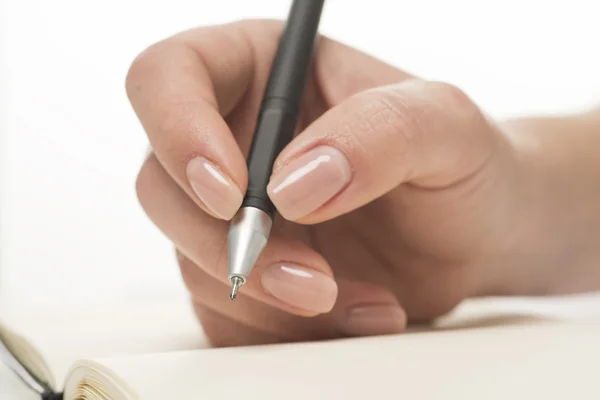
[{"xmin": 128, "ymin": 20, "xmax": 594, "ymax": 347}]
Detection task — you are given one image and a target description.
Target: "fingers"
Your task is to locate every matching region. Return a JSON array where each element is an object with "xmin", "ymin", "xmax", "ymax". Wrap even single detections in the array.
[
  {"xmin": 137, "ymin": 153, "xmax": 408, "ymax": 344},
  {"xmin": 127, "ymin": 19, "xmax": 416, "ymax": 222},
  {"xmin": 136, "ymin": 153, "xmax": 337, "ymax": 316},
  {"xmin": 126, "ymin": 21, "xmax": 259, "ymax": 220},
  {"xmin": 179, "ymin": 252, "xmax": 406, "ymax": 347},
  {"xmin": 180, "ymin": 253, "xmax": 336, "ymax": 345},
  {"xmin": 268, "ymin": 79, "xmax": 502, "ymax": 223}
]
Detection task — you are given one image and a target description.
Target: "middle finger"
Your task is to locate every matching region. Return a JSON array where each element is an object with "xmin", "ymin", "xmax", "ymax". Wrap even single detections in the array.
[{"xmin": 136, "ymin": 153, "xmax": 338, "ymax": 317}]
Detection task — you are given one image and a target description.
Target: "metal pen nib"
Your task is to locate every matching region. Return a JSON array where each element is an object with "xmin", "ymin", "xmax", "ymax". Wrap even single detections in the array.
[
  {"xmin": 229, "ymin": 276, "xmax": 243, "ymax": 300},
  {"xmin": 227, "ymin": 207, "xmax": 273, "ymax": 299}
]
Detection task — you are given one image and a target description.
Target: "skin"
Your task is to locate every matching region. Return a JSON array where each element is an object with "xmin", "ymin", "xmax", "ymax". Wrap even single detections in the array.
[{"xmin": 127, "ymin": 19, "xmax": 600, "ymax": 347}]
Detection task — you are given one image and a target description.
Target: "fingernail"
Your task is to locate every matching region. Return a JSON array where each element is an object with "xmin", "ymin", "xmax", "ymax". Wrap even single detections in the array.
[
  {"xmin": 267, "ymin": 146, "xmax": 351, "ymax": 220},
  {"xmin": 341, "ymin": 304, "xmax": 406, "ymax": 336},
  {"xmin": 186, "ymin": 156, "xmax": 243, "ymax": 220},
  {"xmin": 261, "ymin": 263, "xmax": 338, "ymax": 314}
]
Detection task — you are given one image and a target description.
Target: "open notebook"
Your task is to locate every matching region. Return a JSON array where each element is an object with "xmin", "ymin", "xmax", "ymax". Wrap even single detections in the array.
[{"xmin": 2, "ymin": 294, "xmax": 600, "ymax": 400}]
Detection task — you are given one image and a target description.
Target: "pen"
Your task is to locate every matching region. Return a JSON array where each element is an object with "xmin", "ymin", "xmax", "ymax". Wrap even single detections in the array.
[{"xmin": 227, "ymin": 0, "xmax": 326, "ymax": 299}]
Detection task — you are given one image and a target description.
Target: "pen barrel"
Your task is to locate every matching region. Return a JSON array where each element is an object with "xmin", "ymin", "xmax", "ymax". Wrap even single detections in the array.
[
  {"xmin": 243, "ymin": 98, "xmax": 297, "ymax": 217},
  {"xmin": 262, "ymin": 0, "xmax": 325, "ymax": 110},
  {"xmin": 242, "ymin": 0, "xmax": 325, "ymax": 218}
]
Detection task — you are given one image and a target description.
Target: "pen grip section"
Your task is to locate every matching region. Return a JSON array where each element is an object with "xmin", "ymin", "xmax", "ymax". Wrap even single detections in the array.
[{"xmin": 243, "ymin": 99, "xmax": 297, "ymax": 217}]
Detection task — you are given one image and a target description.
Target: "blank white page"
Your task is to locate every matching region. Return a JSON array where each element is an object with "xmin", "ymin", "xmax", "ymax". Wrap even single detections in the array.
[{"xmin": 66, "ymin": 321, "xmax": 600, "ymax": 400}]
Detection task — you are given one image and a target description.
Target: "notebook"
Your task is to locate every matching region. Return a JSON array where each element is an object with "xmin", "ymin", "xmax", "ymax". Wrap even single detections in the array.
[{"xmin": 2, "ymin": 294, "xmax": 600, "ymax": 400}]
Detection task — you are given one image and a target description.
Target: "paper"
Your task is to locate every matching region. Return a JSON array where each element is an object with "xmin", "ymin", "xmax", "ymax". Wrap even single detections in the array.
[
  {"xmin": 64, "ymin": 321, "xmax": 600, "ymax": 400},
  {"xmin": 0, "ymin": 297, "xmax": 207, "ymax": 382},
  {"xmin": 3, "ymin": 292, "xmax": 600, "ymax": 399}
]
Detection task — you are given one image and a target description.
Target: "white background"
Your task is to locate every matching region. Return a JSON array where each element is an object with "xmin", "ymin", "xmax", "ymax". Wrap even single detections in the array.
[{"xmin": 1, "ymin": 0, "xmax": 600, "ymax": 310}]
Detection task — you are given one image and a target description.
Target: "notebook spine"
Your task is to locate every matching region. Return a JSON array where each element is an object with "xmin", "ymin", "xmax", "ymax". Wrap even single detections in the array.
[{"xmin": 42, "ymin": 390, "xmax": 64, "ymax": 400}]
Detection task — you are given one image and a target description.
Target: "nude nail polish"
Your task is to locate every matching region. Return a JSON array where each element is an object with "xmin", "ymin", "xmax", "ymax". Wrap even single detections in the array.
[
  {"xmin": 341, "ymin": 304, "xmax": 406, "ymax": 336},
  {"xmin": 261, "ymin": 263, "xmax": 338, "ymax": 314},
  {"xmin": 186, "ymin": 156, "xmax": 243, "ymax": 220},
  {"xmin": 267, "ymin": 146, "xmax": 351, "ymax": 220}
]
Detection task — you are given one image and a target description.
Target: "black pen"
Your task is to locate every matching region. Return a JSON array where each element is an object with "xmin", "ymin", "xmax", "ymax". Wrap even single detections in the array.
[{"xmin": 227, "ymin": 0, "xmax": 326, "ymax": 299}]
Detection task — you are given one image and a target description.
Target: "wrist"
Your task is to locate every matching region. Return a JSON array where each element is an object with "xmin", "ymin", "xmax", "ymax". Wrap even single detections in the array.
[{"xmin": 482, "ymin": 111, "xmax": 600, "ymax": 296}]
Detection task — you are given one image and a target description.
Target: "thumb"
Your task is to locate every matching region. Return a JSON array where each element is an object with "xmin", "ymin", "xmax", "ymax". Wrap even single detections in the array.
[{"xmin": 267, "ymin": 79, "xmax": 506, "ymax": 223}]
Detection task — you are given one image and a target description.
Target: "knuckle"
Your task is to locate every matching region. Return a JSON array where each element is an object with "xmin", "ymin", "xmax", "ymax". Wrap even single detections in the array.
[
  {"xmin": 156, "ymin": 101, "xmax": 211, "ymax": 161},
  {"xmin": 422, "ymin": 80, "xmax": 491, "ymax": 145},
  {"xmin": 423, "ymin": 80, "xmax": 478, "ymax": 115},
  {"xmin": 377, "ymin": 88, "xmax": 421, "ymax": 143},
  {"xmin": 327, "ymin": 87, "xmax": 420, "ymax": 175},
  {"xmin": 125, "ymin": 40, "xmax": 175, "ymax": 100},
  {"xmin": 364, "ymin": 88, "xmax": 421, "ymax": 159},
  {"xmin": 424, "ymin": 80, "xmax": 464, "ymax": 100}
]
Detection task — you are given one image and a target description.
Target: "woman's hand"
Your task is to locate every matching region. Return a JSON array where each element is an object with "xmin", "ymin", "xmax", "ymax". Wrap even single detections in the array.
[{"xmin": 128, "ymin": 20, "xmax": 600, "ymax": 346}]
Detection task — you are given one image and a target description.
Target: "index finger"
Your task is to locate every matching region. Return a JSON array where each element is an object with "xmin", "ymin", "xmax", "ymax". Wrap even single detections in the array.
[{"xmin": 126, "ymin": 21, "xmax": 273, "ymax": 220}]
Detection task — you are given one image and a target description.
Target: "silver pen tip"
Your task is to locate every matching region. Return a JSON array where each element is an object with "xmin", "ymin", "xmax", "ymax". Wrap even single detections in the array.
[{"xmin": 229, "ymin": 276, "xmax": 244, "ymax": 300}]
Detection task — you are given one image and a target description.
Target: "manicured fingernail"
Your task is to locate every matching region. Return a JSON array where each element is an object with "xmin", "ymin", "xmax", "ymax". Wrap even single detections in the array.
[
  {"xmin": 186, "ymin": 156, "xmax": 243, "ymax": 220},
  {"xmin": 267, "ymin": 146, "xmax": 351, "ymax": 220},
  {"xmin": 261, "ymin": 263, "xmax": 338, "ymax": 314},
  {"xmin": 341, "ymin": 304, "xmax": 406, "ymax": 336}
]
